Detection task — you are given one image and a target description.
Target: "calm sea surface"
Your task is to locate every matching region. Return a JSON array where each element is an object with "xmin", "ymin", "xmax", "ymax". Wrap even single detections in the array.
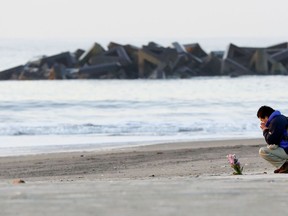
[{"xmin": 0, "ymin": 38, "xmax": 287, "ymax": 156}]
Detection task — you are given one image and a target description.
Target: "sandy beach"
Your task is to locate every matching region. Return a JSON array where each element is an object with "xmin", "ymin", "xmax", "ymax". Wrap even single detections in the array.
[
  {"xmin": 0, "ymin": 138, "xmax": 266, "ymax": 181},
  {"xmin": 1, "ymin": 138, "xmax": 288, "ymax": 216}
]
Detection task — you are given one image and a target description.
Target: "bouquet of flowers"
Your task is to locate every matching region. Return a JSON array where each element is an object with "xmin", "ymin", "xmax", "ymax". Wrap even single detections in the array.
[{"xmin": 226, "ymin": 154, "xmax": 243, "ymax": 175}]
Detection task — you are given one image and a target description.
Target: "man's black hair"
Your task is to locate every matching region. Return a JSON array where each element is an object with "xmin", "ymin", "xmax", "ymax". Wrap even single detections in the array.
[{"xmin": 257, "ymin": 106, "xmax": 275, "ymax": 119}]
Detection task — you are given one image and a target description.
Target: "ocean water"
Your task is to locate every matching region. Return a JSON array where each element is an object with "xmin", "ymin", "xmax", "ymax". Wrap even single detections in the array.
[
  {"xmin": 0, "ymin": 76, "xmax": 287, "ymax": 156},
  {"xmin": 0, "ymin": 38, "xmax": 287, "ymax": 156}
]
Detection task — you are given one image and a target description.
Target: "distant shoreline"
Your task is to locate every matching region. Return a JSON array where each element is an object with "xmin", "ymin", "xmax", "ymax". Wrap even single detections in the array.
[{"xmin": 0, "ymin": 134, "xmax": 262, "ymax": 157}]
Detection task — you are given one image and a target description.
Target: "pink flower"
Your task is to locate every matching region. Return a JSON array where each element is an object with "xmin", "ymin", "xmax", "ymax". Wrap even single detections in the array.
[
  {"xmin": 226, "ymin": 154, "xmax": 243, "ymax": 175},
  {"xmin": 227, "ymin": 154, "xmax": 235, "ymax": 164}
]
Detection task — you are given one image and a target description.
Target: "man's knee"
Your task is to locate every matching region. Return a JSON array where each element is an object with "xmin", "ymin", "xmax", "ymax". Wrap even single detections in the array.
[{"xmin": 259, "ymin": 147, "xmax": 268, "ymax": 156}]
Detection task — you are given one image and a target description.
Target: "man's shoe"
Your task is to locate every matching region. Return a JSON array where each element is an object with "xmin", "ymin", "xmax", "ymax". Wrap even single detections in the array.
[
  {"xmin": 278, "ymin": 162, "xmax": 288, "ymax": 173},
  {"xmin": 274, "ymin": 168, "xmax": 281, "ymax": 173}
]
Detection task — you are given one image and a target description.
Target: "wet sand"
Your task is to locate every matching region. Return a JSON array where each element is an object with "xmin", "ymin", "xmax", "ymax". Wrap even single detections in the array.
[{"xmin": 0, "ymin": 138, "xmax": 267, "ymax": 181}]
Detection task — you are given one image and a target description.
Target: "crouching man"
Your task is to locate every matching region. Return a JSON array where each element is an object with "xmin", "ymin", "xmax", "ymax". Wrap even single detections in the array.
[{"xmin": 257, "ymin": 105, "xmax": 288, "ymax": 173}]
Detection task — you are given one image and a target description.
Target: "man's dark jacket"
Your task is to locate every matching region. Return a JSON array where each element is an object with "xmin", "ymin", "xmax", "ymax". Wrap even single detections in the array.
[{"xmin": 264, "ymin": 110, "xmax": 288, "ymax": 153}]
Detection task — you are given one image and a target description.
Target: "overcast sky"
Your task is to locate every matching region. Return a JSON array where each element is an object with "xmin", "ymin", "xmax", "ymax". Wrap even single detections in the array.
[{"xmin": 0, "ymin": 0, "xmax": 287, "ymax": 47}]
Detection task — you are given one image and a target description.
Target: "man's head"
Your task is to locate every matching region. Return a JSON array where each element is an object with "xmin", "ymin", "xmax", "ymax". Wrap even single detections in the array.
[{"xmin": 257, "ymin": 105, "xmax": 275, "ymax": 123}]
